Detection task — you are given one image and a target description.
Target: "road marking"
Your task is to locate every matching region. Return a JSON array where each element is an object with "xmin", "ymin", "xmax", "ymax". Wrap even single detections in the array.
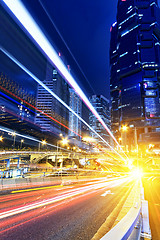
[
  {"xmin": 101, "ymin": 190, "xmax": 114, "ymax": 197},
  {"xmin": 11, "ymin": 185, "xmax": 63, "ymax": 193},
  {"xmin": 155, "ymin": 203, "xmax": 160, "ymax": 207}
]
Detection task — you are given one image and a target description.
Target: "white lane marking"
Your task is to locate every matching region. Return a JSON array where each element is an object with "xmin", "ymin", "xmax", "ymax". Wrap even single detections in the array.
[{"xmin": 101, "ymin": 190, "xmax": 114, "ymax": 197}]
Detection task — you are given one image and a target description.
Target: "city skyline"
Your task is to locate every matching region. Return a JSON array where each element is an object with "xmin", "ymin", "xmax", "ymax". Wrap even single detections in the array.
[{"xmin": 0, "ymin": 1, "xmax": 159, "ymax": 240}]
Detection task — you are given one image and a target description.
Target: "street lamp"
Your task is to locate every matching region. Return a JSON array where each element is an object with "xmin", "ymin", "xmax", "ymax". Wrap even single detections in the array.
[
  {"xmin": 121, "ymin": 125, "xmax": 128, "ymax": 132},
  {"xmin": 42, "ymin": 140, "xmax": 47, "ymax": 145},
  {"xmin": 42, "ymin": 140, "xmax": 47, "ymax": 151},
  {"xmin": 0, "ymin": 136, "xmax": 3, "ymax": 150},
  {"xmin": 20, "ymin": 139, "xmax": 24, "ymax": 149},
  {"xmin": 57, "ymin": 138, "xmax": 69, "ymax": 169},
  {"xmin": 38, "ymin": 140, "xmax": 47, "ymax": 151},
  {"xmin": 61, "ymin": 138, "xmax": 68, "ymax": 146},
  {"xmin": 12, "ymin": 132, "xmax": 16, "ymax": 150},
  {"xmin": 121, "ymin": 125, "xmax": 128, "ymax": 152}
]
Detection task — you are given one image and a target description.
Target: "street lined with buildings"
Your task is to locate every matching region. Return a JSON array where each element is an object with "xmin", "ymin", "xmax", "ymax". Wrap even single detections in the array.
[{"xmin": 0, "ymin": 0, "xmax": 160, "ymax": 239}]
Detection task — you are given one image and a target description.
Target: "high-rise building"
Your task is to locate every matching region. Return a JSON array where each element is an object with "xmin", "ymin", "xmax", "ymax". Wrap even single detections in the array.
[
  {"xmin": 69, "ymin": 88, "xmax": 82, "ymax": 138},
  {"xmin": 35, "ymin": 62, "xmax": 69, "ymax": 136},
  {"xmin": 110, "ymin": 0, "xmax": 160, "ymax": 146},
  {"xmin": 89, "ymin": 95, "xmax": 111, "ymax": 145}
]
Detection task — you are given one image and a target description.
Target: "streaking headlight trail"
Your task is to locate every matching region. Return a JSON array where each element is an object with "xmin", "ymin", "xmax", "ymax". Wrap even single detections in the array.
[
  {"xmin": 0, "ymin": 47, "xmax": 126, "ymax": 162},
  {"xmin": 1, "ymin": 0, "xmax": 127, "ymax": 159},
  {"xmin": 0, "ymin": 176, "xmax": 130, "ymax": 220}
]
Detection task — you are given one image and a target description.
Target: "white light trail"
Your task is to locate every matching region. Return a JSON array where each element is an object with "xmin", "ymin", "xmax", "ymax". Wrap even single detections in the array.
[
  {"xmin": 0, "ymin": 177, "xmax": 130, "ymax": 220},
  {"xmin": 0, "ymin": 47, "xmax": 127, "ymax": 162},
  {"xmin": 1, "ymin": 0, "xmax": 124, "ymax": 148},
  {"xmin": 0, "ymin": 126, "xmax": 66, "ymax": 151}
]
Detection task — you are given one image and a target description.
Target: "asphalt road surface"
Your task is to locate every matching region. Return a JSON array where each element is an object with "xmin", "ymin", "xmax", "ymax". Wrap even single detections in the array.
[
  {"xmin": 0, "ymin": 177, "xmax": 133, "ymax": 240},
  {"xmin": 143, "ymin": 175, "xmax": 160, "ymax": 240}
]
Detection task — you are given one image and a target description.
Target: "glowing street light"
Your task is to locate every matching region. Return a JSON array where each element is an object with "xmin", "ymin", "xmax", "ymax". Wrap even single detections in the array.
[
  {"xmin": 61, "ymin": 138, "xmax": 68, "ymax": 146},
  {"xmin": 38, "ymin": 140, "xmax": 47, "ymax": 151},
  {"xmin": 42, "ymin": 140, "xmax": 47, "ymax": 145},
  {"xmin": 118, "ymin": 137, "xmax": 122, "ymax": 142},
  {"xmin": 121, "ymin": 125, "xmax": 128, "ymax": 131},
  {"xmin": 20, "ymin": 139, "xmax": 24, "ymax": 149},
  {"xmin": 12, "ymin": 132, "xmax": 16, "ymax": 150},
  {"xmin": 0, "ymin": 136, "xmax": 3, "ymax": 142},
  {"xmin": 121, "ymin": 126, "xmax": 128, "ymax": 152}
]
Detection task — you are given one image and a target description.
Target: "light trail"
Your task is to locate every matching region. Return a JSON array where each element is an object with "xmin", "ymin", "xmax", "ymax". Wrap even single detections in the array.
[
  {"xmin": 0, "ymin": 177, "xmax": 130, "ymax": 220},
  {"xmin": 0, "ymin": 84, "xmax": 81, "ymax": 137},
  {"xmin": 0, "ymin": 188, "xmax": 100, "ymax": 234},
  {"xmin": 1, "ymin": 0, "xmax": 129, "ymax": 161},
  {"xmin": 0, "ymin": 125, "xmax": 67, "ymax": 151},
  {"xmin": 0, "ymin": 48, "xmax": 127, "ymax": 163}
]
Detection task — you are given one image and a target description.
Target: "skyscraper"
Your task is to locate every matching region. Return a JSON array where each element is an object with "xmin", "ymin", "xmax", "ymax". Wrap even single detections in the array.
[
  {"xmin": 69, "ymin": 88, "xmax": 82, "ymax": 138},
  {"xmin": 35, "ymin": 62, "xmax": 69, "ymax": 136},
  {"xmin": 110, "ymin": 0, "xmax": 160, "ymax": 146},
  {"xmin": 89, "ymin": 95, "xmax": 111, "ymax": 146}
]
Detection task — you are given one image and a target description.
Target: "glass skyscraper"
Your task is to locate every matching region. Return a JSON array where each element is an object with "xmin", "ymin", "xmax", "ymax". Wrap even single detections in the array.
[
  {"xmin": 69, "ymin": 88, "xmax": 82, "ymax": 138},
  {"xmin": 35, "ymin": 62, "xmax": 69, "ymax": 136},
  {"xmin": 89, "ymin": 95, "xmax": 111, "ymax": 146},
  {"xmin": 110, "ymin": 0, "xmax": 160, "ymax": 144}
]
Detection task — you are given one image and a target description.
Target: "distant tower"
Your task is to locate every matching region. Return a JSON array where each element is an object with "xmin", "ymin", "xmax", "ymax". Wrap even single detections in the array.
[
  {"xmin": 35, "ymin": 62, "xmax": 69, "ymax": 136},
  {"xmin": 89, "ymin": 95, "xmax": 111, "ymax": 145},
  {"xmin": 69, "ymin": 88, "xmax": 82, "ymax": 139}
]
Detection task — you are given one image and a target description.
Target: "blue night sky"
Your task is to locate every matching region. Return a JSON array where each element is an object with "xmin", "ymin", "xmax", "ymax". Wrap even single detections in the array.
[
  {"xmin": 21, "ymin": 0, "xmax": 118, "ymax": 98},
  {"xmin": 5, "ymin": 0, "xmax": 160, "ymax": 98}
]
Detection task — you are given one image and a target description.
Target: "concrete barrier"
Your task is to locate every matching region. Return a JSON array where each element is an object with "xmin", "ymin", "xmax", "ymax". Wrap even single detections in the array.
[
  {"xmin": 98, "ymin": 180, "xmax": 142, "ymax": 240},
  {"xmin": 141, "ymin": 200, "xmax": 152, "ymax": 239},
  {"xmin": 0, "ymin": 175, "xmax": 105, "ymax": 191},
  {"xmin": 100, "ymin": 203, "xmax": 141, "ymax": 240}
]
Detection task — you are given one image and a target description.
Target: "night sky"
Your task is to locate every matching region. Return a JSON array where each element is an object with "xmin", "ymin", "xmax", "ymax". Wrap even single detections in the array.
[
  {"xmin": 42, "ymin": 0, "xmax": 118, "ymax": 98},
  {"xmin": 3, "ymin": 0, "xmax": 160, "ymax": 98},
  {"xmin": 21, "ymin": 0, "xmax": 118, "ymax": 98}
]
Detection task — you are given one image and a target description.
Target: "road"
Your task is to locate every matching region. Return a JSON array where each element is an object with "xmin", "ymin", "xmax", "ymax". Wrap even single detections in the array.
[
  {"xmin": 143, "ymin": 175, "xmax": 160, "ymax": 240},
  {"xmin": 0, "ymin": 176, "xmax": 133, "ymax": 240}
]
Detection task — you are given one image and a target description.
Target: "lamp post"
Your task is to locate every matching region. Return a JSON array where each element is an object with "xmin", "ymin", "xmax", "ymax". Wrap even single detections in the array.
[
  {"xmin": 56, "ymin": 137, "xmax": 69, "ymax": 168},
  {"xmin": 39, "ymin": 140, "xmax": 47, "ymax": 151},
  {"xmin": 121, "ymin": 125, "xmax": 128, "ymax": 152},
  {"xmin": 0, "ymin": 136, "xmax": 3, "ymax": 151},
  {"xmin": 12, "ymin": 132, "xmax": 16, "ymax": 150},
  {"xmin": 42, "ymin": 140, "xmax": 47, "ymax": 151},
  {"xmin": 56, "ymin": 141, "xmax": 60, "ymax": 168},
  {"xmin": 60, "ymin": 138, "xmax": 68, "ymax": 176},
  {"xmin": 61, "ymin": 138, "xmax": 69, "ymax": 146},
  {"xmin": 20, "ymin": 139, "xmax": 24, "ymax": 149}
]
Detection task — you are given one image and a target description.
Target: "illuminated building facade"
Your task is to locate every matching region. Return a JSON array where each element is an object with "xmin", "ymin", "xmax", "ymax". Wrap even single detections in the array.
[
  {"xmin": 89, "ymin": 95, "xmax": 111, "ymax": 145},
  {"xmin": 110, "ymin": 0, "xmax": 160, "ymax": 145},
  {"xmin": 69, "ymin": 88, "xmax": 82, "ymax": 138},
  {"xmin": 0, "ymin": 72, "xmax": 36, "ymax": 126},
  {"xmin": 35, "ymin": 62, "xmax": 69, "ymax": 136}
]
